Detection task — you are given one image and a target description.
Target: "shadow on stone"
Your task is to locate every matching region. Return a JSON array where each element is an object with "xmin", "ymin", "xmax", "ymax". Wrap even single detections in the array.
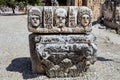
[
  {"xmin": 97, "ymin": 57, "xmax": 113, "ymax": 61},
  {"xmin": 6, "ymin": 57, "xmax": 45, "ymax": 79}
]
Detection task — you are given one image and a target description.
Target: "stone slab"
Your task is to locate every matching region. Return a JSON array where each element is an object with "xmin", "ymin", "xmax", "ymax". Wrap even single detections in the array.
[{"xmin": 28, "ymin": 6, "xmax": 92, "ymax": 34}]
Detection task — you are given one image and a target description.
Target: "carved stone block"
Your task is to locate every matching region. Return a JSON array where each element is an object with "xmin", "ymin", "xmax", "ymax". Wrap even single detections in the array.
[
  {"xmin": 29, "ymin": 34, "xmax": 97, "ymax": 77},
  {"xmin": 28, "ymin": 6, "xmax": 92, "ymax": 33},
  {"xmin": 28, "ymin": 6, "xmax": 97, "ymax": 78}
]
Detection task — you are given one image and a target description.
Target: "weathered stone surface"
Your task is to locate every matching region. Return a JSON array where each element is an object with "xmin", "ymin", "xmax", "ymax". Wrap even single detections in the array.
[
  {"xmin": 68, "ymin": 6, "xmax": 77, "ymax": 27},
  {"xmin": 28, "ymin": 7, "xmax": 43, "ymax": 29},
  {"xmin": 34, "ymin": 34, "xmax": 96, "ymax": 43},
  {"xmin": 28, "ymin": 6, "xmax": 97, "ymax": 78},
  {"xmin": 28, "ymin": 6, "xmax": 92, "ymax": 34},
  {"xmin": 77, "ymin": 6, "xmax": 92, "ymax": 31},
  {"xmin": 29, "ymin": 34, "xmax": 97, "ymax": 77},
  {"xmin": 101, "ymin": 0, "xmax": 120, "ymax": 34},
  {"xmin": 43, "ymin": 6, "xmax": 53, "ymax": 29},
  {"xmin": 59, "ymin": 58, "xmax": 73, "ymax": 69},
  {"xmin": 29, "ymin": 34, "xmax": 46, "ymax": 74}
]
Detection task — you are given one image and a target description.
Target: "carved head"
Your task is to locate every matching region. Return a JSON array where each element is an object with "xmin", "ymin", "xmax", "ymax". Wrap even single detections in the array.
[
  {"xmin": 55, "ymin": 8, "xmax": 67, "ymax": 28},
  {"xmin": 81, "ymin": 14, "xmax": 90, "ymax": 27},
  {"xmin": 78, "ymin": 6, "xmax": 92, "ymax": 27},
  {"xmin": 29, "ymin": 7, "xmax": 42, "ymax": 28}
]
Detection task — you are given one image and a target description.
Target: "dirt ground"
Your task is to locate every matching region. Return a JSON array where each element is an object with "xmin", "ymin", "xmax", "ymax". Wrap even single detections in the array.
[{"xmin": 0, "ymin": 15, "xmax": 120, "ymax": 80}]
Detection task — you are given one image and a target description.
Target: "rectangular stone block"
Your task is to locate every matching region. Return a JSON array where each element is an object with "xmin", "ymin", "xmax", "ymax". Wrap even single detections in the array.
[
  {"xmin": 29, "ymin": 34, "xmax": 97, "ymax": 77},
  {"xmin": 28, "ymin": 6, "xmax": 92, "ymax": 34}
]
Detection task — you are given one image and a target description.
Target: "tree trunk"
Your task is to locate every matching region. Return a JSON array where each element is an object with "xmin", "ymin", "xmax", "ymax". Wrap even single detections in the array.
[{"xmin": 12, "ymin": 7, "xmax": 15, "ymax": 14}]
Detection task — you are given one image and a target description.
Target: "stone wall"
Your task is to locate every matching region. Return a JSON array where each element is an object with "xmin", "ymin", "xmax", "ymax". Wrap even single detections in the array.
[
  {"xmin": 43, "ymin": 0, "xmax": 106, "ymax": 21},
  {"xmin": 88, "ymin": 0, "xmax": 105, "ymax": 21},
  {"xmin": 74, "ymin": 0, "xmax": 106, "ymax": 21}
]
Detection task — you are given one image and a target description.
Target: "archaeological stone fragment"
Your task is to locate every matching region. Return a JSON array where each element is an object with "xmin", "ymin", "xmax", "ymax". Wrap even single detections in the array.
[
  {"xmin": 43, "ymin": 6, "xmax": 53, "ymax": 29},
  {"xmin": 77, "ymin": 6, "xmax": 92, "ymax": 32},
  {"xmin": 28, "ymin": 7, "xmax": 42, "ymax": 30},
  {"xmin": 101, "ymin": 0, "xmax": 120, "ymax": 34},
  {"xmin": 28, "ymin": 6, "xmax": 93, "ymax": 33},
  {"xmin": 68, "ymin": 6, "xmax": 78, "ymax": 27},
  {"xmin": 28, "ymin": 6, "xmax": 97, "ymax": 78}
]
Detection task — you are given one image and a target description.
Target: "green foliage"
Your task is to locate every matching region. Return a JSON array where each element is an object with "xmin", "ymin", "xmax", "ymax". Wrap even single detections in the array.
[
  {"xmin": 27, "ymin": 0, "xmax": 44, "ymax": 6},
  {"xmin": 0, "ymin": 0, "xmax": 7, "ymax": 6},
  {"xmin": 7, "ymin": 0, "xmax": 16, "ymax": 7},
  {"xmin": 38, "ymin": 0, "xmax": 45, "ymax": 6},
  {"xmin": 0, "ymin": 0, "xmax": 44, "ymax": 13},
  {"xmin": 0, "ymin": 0, "xmax": 44, "ymax": 6}
]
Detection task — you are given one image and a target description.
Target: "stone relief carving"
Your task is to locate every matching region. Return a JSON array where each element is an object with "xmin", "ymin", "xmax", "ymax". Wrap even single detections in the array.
[
  {"xmin": 35, "ymin": 35, "xmax": 97, "ymax": 56},
  {"xmin": 28, "ymin": 7, "xmax": 42, "ymax": 28},
  {"xmin": 44, "ymin": 7, "xmax": 53, "ymax": 29},
  {"xmin": 77, "ymin": 6, "xmax": 92, "ymax": 31},
  {"xmin": 54, "ymin": 8, "xmax": 67, "ymax": 31},
  {"xmin": 34, "ymin": 34, "xmax": 96, "ymax": 44},
  {"xmin": 32, "ymin": 34, "xmax": 97, "ymax": 77},
  {"xmin": 28, "ymin": 6, "xmax": 97, "ymax": 78},
  {"xmin": 28, "ymin": 6, "xmax": 93, "ymax": 33},
  {"xmin": 68, "ymin": 6, "xmax": 77, "ymax": 27},
  {"xmin": 54, "ymin": 7, "xmax": 67, "ymax": 32}
]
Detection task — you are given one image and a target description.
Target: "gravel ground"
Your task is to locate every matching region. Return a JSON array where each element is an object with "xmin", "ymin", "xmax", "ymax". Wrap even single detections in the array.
[{"xmin": 0, "ymin": 15, "xmax": 120, "ymax": 80}]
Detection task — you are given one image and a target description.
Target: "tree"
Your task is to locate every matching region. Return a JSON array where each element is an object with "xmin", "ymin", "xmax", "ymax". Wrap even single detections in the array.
[
  {"xmin": 0, "ymin": 0, "xmax": 44, "ymax": 14},
  {"xmin": 6, "ymin": 0, "xmax": 16, "ymax": 14},
  {"xmin": 27, "ymin": 0, "xmax": 44, "ymax": 6},
  {"xmin": 0, "ymin": 0, "xmax": 17, "ymax": 14},
  {"xmin": 0, "ymin": 0, "xmax": 5, "ymax": 6}
]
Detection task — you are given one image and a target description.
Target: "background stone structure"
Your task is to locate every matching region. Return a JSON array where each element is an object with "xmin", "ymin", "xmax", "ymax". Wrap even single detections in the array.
[
  {"xmin": 100, "ymin": 0, "xmax": 120, "ymax": 34},
  {"xmin": 43, "ymin": 0, "xmax": 106, "ymax": 21}
]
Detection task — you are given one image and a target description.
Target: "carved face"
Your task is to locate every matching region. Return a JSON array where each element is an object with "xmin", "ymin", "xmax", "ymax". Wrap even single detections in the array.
[
  {"xmin": 30, "ymin": 14, "xmax": 40, "ymax": 27},
  {"xmin": 81, "ymin": 14, "xmax": 90, "ymax": 27},
  {"xmin": 56, "ymin": 14, "xmax": 66, "ymax": 27},
  {"xmin": 55, "ymin": 8, "xmax": 67, "ymax": 28}
]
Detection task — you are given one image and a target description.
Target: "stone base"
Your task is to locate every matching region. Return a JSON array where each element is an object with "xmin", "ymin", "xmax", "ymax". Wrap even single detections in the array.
[
  {"xmin": 42, "ymin": 55, "xmax": 88, "ymax": 77},
  {"xmin": 29, "ymin": 34, "xmax": 97, "ymax": 77}
]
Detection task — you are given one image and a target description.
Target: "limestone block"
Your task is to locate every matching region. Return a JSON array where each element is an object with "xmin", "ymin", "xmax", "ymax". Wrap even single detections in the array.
[
  {"xmin": 29, "ymin": 34, "xmax": 97, "ymax": 77},
  {"xmin": 29, "ymin": 34, "xmax": 46, "ymax": 74},
  {"xmin": 28, "ymin": 6, "xmax": 97, "ymax": 78},
  {"xmin": 28, "ymin": 6, "xmax": 93, "ymax": 34}
]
